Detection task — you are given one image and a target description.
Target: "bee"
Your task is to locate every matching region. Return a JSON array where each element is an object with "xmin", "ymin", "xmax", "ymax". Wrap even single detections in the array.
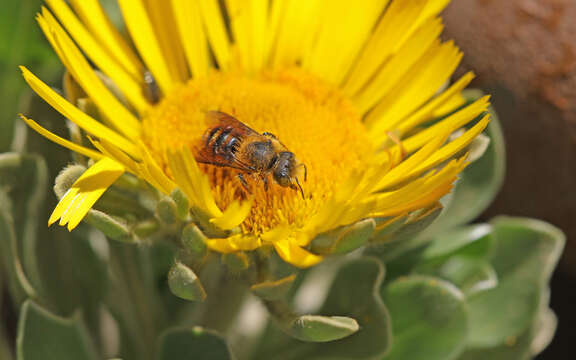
[{"xmin": 195, "ymin": 111, "xmax": 307, "ymax": 198}]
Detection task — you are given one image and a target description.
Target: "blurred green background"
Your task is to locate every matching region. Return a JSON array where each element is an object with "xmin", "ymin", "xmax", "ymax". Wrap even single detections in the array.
[{"xmin": 0, "ymin": 0, "xmax": 59, "ymax": 152}]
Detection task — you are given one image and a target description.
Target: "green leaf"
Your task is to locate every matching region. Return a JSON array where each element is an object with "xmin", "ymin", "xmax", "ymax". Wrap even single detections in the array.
[
  {"xmin": 458, "ymin": 293, "xmax": 556, "ymax": 360},
  {"xmin": 367, "ymin": 207, "xmax": 442, "ymax": 262},
  {"xmin": 306, "ymin": 257, "xmax": 391, "ymax": 359},
  {"xmin": 425, "ymin": 92, "xmax": 505, "ymax": 235},
  {"xmin": 157, "ymin": 327, "xmax": 232, "ymax": 360},
  {"xmin": 35, "ymin": 227, "xmax": 109, "ymax": 316},
  {"xmin": 419, "ymin": 224, "xmax": 493, "ymax": 261},
  {"xmin": 466, "ymin": 217, "xmax": 564, "ymax": 348},
  {"xmin": 311, "ymin": 219, "xmax": 375, "ymax": 255},
  {"xmin": 0, "ymin": 153, "xmax": 48, "ymax": 303},
  {"xmin": 0, "ymin": 189, "xmax": 36, "ymax": 304},
  {"xmin": 382, "ymin": 276, "xmax": 468, "ymax": 360},
  {"xmin": 442, "ymin": 260, "xmax": 497, "ymax": 296},
  {"xmin": 17, "ymin": 300, "xmax": 98, "ymax": 360},
  {"xmin": 458, "ymin": 329, "xmax": 533, "ymax": 360},
  {"xmin": 253, "ymin": 258, "xmax": 391, "ymax": 360},
  {"xmin": 411, "ymin": 224, "xmax": 498, "ymax": 296},
  {"xmin": 288, "ymin": 315, "xmax": 359, "ymax": 342},
  {"xmin": 0, "ymin": 153, "xmax": 47, "ymax": 291}
]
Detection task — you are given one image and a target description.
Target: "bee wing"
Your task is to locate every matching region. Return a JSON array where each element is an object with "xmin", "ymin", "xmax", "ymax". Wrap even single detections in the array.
[
  {"xmin": 206, "ymin": 110, "xmax": 262, "ymax": 133},
  {"xmin": 195, "ymin": 145, "xmax": 254, "ymax": 171},
  {"xmin": 194, "ymin": 111, "xmax": 260, "ymax": 171}
]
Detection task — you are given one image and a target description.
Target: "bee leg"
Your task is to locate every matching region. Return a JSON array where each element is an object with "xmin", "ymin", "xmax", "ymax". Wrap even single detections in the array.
[
  {"xmin": 261, "ymin": 174, "xmax": 269, "ymax": 191},
  {"xmin": 237, "ymin": 173, "xmax": 252, "ymax": 193}
]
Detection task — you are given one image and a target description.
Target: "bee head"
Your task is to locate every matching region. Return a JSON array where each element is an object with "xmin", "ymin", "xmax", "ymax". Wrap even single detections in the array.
[
  {"xmin": 273, "ymin": 152, "xmax": 305, "ymax": 199},
  {"xmin": 272, "ymin": 152, "xmax": 295, "ymax": 187}
]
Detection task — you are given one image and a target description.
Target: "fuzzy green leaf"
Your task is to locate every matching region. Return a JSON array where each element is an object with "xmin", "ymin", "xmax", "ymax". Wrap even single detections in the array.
[
  {"xmin": 311, "ymin": 219, "xmax": 375, "ymax": 255},
  {"xmin": 0, "ymin": 190, "xmax": 36, "ymax": 304},
  {"xmin": 411, "ymin": 224, "xmax": 497, "ymax": 295},
  {"xmin": 36, "ymin": 228, "xmax": 109, "ymax": 316},
  {"xmin": 368, "ymin": 207, "xmax": 442, "ymax": 262},
  {"xmin": 305, "ymin": 257, "xmax": 391, "ymax": 359},
  {"xmin": 0, "ymin": 153, "xmax": 47, "ymax": 294},
  {"xmin": 288, "ymin": 315, "xmax": 359, "ymax": 342},
  {"xmin": 382, "ymin": 276, "xmax": 468, "ymax": 360},
  {"xmin": 17, "ymin": 300, "xmax": 98, "ymax": 360},
  {"xmin": 466, "ymin": 217, "xmax": 564, "ymax": 348},
  {"xmin": 157, "ymin": 327, "xmax": 232, "ymax": 360}
]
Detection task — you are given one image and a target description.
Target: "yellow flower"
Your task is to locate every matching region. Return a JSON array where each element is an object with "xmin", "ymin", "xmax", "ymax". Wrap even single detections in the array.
[{"xmin": 21, "ymin": 0, "xmax": 490, "ymax": 268}]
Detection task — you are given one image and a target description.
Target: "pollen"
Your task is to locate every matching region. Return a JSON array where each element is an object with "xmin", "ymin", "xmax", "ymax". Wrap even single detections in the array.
[{"xmin": 142, "ymin": 69, "xmax": 373, "ymax": 235}]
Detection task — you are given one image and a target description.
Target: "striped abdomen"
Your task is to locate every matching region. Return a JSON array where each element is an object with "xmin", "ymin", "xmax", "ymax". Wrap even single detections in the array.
[{"xmin": 204, "ymin": 126, "xmax": 241, "ymax": 159}]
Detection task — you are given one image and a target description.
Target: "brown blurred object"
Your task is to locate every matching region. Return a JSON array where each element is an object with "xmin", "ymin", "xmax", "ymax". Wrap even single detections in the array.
[{"xmin": 443, "ymin": 0, "xmax": 576, "ymax": 270}]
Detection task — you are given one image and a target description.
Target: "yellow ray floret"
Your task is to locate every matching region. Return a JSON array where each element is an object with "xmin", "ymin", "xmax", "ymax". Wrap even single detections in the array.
[
  {"xmin": 44, "ymin": 1, "xmax": 149, "ymax": 114},
  {"xmin": 166, "ymin": 148, "xmax": 253, "ymax": 230},
  {"xmin": 19, "ymin": 115, "xmax": 103, "ymax": 160},
  {"xmin": 38, "ymin": 9, "xmax": 141, "ymax": 139},
  {"xmin": 198, "ymin": 0, "xmax": 231, "ymax": 70},
  {"xmin": 171, "ymin": 0, "xmax": 211, "ymax": 78},
  {"xmin": 118, "ymin": 0, "xmax": 176, "ymax": 93},
  {"xmin": 20, "ymin": 66, "xmax": 140, "ymax": 158},
  {"xmin": 49, "ymin": 158, "xmax": 125, "ymax": 230}
]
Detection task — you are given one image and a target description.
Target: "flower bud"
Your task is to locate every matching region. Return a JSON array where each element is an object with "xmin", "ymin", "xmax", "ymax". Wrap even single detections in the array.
[{"xmin": 168, "ymin": 262, "xmax": 206, "ymax": 301}]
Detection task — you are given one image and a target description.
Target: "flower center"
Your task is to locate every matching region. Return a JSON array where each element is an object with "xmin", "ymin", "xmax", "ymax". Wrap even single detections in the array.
[{"xmin": 142, "ymin": 69, "xmax": 373, "ymax": 235}]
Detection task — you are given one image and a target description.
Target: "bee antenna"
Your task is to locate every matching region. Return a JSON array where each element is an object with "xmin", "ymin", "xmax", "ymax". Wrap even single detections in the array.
[
  {"xmin": 300, "ymin": 163, "xmax": 308, "ymax": 182},
  {"xmin": 295, "ymin": 177, "xmax": 305, "ymax": 200}
]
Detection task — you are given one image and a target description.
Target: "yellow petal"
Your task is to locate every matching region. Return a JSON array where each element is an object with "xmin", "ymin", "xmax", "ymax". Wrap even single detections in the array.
[
  {"xmin": 302, "ymin": 0, "xmax": 389, "ymax": 84},
  {"xmin": 49, "ymin": 158, "xmax": 125, "ymax": 230},
  {"xmin": 273, "ymin": 239, "xmax": 323, "ymax": 268},
  {"xmin": 89, "ymin": 137, "xmax": 139, "ymax": 175},
  {"xmin": 137, "ymin": 145, "xmax": 177, "ymax": 195},
  {"xmin": 198, "ymin": 0, "xmax": 231, "ymax": 70},
  {"xmin": 367, "ymin": 41, "xmax": 463, "ymax": 134},
  {"xmin": 401, "ymin": 95, "xmax": 490, "ymax": 153},
  {"xmin": 43, "ymin": 2, "xmax": 149, "ymax": 114},
  {"xmin": 270, "ymin": 0, "xmax": 322, "ymax": 68},
  {"xmin": 396, "ymin": 72, "xmax": 476, "ymax": 135},
  {"xmin": 20, "ymin": 66, "xmax": 140, "ymax": 158},
  {"xmin": 143, "ymin": 0, "xmax": 189, "ymax": 83},
  {"xmin": 205, "ymin": 234, "xmax": 261, "ymax": 253},
  {"xmin": 68, "ymin": 0, "xmax": 144, "ymax": 77},
  {"xmin": 39, "ymin": 9, "xmax": 141, "ymax": 139},
  {"xmin": 226, "ymin": 0, "xmax": 269, "ymax": 73},
  {"xmin": 343, "ymin": 0, "xmax": 429, "ymax": 95},
  {"xmin": 375, "ymin": 132, "xmax": 449, "ymax": 191},
  {"xmin": 210, "ymin": 198, "xmax": 254, "ymax": 230},
  {"xmin": 118, "ymin": 0, "xmax": 176, "ymax": 93},
  {"xmin": 410, "ymin": 114, "xmax": 490, "ymax": 175},
  {"xmin": 20, "ymin": 115, "xmax": 103, "ymax": 160},
  {"xmin": 369, "ymin": 157, "xmax": 468, "ymax": 216},
  {"xmin": 171, "ymin": 0, "xmax": 211, "ymax": 78},
  {"xmin": 166, "ymin": 148, "xmax": 222, "ymax": 218},
  {"xmin": 353, "ymin": 17, "xmax": 443, "ymax": 113}
]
